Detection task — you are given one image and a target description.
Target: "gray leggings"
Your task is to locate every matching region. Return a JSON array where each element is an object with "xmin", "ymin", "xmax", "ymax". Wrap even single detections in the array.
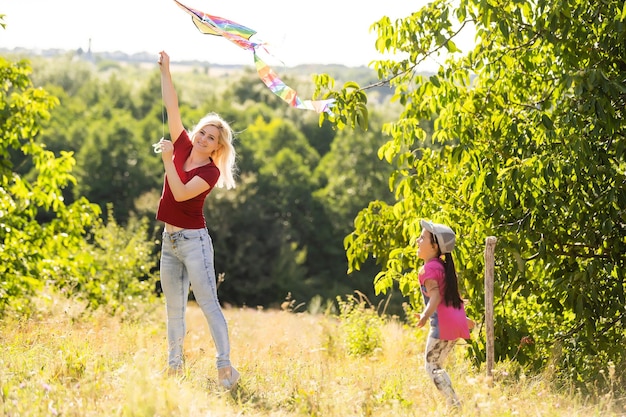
[{"xmin": 425, "ymin": 335, "xmax": 461, "ymax": 406}]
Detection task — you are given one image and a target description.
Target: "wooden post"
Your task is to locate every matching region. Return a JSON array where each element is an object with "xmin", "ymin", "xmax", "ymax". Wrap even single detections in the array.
[{"xmin": 484, "ymin": 236, "xmax": 497, "ymax": 378}]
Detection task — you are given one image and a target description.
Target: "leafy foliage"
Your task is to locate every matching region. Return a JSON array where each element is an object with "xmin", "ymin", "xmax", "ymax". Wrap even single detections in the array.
[
  {"xmin": 207, "ymin": 116, "xmax": 327, "ymax": 305},
  {"xmin": 55, "ymin": 207, "xmax": 157, "ymax": 315},
  {"xmin": 337, "ymin": 292, "xmax": 385, "ymax": 356},
  {"xmin": 0, "ymin": 55, "xmax": 156, "ymax": 316},
  {"xmin": 317, "ymin": 0, "xmax": 626, "ymax": 395},
  {"xmin": 0, "ymin": 55, "xmax": 89, "ymax": 314}
]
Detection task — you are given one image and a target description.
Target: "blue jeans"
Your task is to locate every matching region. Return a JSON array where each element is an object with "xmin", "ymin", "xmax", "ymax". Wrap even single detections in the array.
[{"xmin": 160, "ymin": 228, "xmax": 231, "ymax": 371}]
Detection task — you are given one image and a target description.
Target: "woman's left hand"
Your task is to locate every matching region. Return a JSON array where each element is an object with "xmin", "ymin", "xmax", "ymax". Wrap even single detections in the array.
[
  {"xmin": 158, "ymin": 139, "xmax": 174, "ymax": 160},
  {"xmin": 158, "ymin": 51, "xmax": 170, "ymax": 70}
]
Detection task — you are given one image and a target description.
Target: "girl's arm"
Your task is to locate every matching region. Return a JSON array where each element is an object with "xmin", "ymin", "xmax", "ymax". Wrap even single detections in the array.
[
  {"xmin": 417, "ymin": 279, "xmax": 441, "ymax": 328},
  {"xmin": 158, "ymin": 51, "xmax": 184, "ymax": 143}
]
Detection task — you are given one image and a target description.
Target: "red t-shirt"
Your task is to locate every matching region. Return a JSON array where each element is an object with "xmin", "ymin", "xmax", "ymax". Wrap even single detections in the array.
[{"xmin": 156, "ymin": 130, "xmax": 220, "ymax": 229}]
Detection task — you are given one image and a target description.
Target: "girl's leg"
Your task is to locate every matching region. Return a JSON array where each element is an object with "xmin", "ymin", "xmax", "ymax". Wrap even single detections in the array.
[
  {"xmin": 424, "ymin": 335, "xmax": 460, "ymax": 406},
  {"xmin": 179, "ymin": 228, "xmax": 232, "ymax": 371},
  {"xmin": 159, "ymin": 231, "xmax": 190, "ymax": 371}
]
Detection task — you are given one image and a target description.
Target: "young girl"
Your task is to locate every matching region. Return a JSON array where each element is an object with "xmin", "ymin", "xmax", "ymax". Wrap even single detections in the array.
[
  {"xmin": 416, "ymin": 219, "xmax": 472, "ymax": 407},
  {"xmin": 156, "ymin": 50, "xmax": 239, "ymax": 390}
]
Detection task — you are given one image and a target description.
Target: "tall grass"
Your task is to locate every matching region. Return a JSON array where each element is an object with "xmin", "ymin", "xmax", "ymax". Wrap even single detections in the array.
[{"xmin": 1, "ymin": 292, "xmax": 623, "ymax": 417}]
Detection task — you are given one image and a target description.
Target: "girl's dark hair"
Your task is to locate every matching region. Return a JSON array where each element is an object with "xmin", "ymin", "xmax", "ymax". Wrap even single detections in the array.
[
  {"xmin": 431, "ymin": 234, "xmax": 463, "ymax": 309},
  {"xmin": 442, "ymin": 253, "xmax": 463, "ymax": 309}
]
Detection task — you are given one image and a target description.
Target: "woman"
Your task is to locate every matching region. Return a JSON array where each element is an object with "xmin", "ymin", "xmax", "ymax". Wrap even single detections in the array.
[
  {"xmin": 155, "ymin": 50, "xmax": 239, "ymax": 390},
  {"xmin": 416, "ymin": 219, "xmax": 472, "ymax": 407}
]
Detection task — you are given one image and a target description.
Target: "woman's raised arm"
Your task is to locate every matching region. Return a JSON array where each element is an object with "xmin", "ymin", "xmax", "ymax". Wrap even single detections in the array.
[{"xmin": 158, "ymin": 51, "xmax": 184, "ymax": 142}]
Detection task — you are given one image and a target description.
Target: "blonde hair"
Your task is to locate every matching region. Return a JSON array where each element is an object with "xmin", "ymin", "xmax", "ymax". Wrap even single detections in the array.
[{"xmin": 189, "ymin": 112, "xmax": 237, "ymax": 189}]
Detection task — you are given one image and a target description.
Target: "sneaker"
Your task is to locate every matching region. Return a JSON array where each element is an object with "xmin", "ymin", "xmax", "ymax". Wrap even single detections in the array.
[
  {"xmin": 219, "ymin": 366, "xmax": 240, "ymax": 391},
  {"xmin": 166, "ymin": 366, "xmax": 183, "ymax": 377}
]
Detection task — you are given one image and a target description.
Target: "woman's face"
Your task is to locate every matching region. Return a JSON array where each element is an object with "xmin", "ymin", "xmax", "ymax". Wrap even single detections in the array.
[
  {"xmin": 416, "ymin": 230, "xmax": 439, "ymax": 260},
  {"xmin": 194, "ymin": 124, "xmax": 221, "ymax": 155}
]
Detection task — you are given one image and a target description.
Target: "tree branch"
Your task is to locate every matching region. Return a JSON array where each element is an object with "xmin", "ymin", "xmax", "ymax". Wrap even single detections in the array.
[{"xmin": 359, "ymin": 19, "xmax": 473, "ymax": 92}]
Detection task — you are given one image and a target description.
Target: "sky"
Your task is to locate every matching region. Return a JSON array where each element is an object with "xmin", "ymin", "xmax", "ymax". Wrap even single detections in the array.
[{"xmin": 1, "ymin": 0, "xmax": 441, "ymax": 69}]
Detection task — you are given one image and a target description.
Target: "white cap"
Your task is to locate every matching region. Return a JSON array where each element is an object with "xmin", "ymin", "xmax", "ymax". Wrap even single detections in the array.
[{"xmin": 420, "ymin": 219, "xmax": 456, "ymax": 254}]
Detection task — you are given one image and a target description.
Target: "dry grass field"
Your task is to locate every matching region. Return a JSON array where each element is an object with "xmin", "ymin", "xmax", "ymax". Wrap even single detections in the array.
[{"xmin": 1, "ymin": 293, "xmax": 623, "ymax": 417}]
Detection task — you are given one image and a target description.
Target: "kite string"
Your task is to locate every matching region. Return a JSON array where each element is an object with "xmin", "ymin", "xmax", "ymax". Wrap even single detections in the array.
[
  {"xmin": 152, "ymin": 80, "xmax": 166, "ymax": 153},
  {"xmin": 161, "ymin": 79, "xmax": 166, "ymax": 140}
]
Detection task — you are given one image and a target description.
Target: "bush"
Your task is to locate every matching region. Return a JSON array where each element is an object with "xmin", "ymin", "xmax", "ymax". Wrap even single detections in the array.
[{"xmin": 337, "ymin": 292, "xmax": 385, "ymax": 356}]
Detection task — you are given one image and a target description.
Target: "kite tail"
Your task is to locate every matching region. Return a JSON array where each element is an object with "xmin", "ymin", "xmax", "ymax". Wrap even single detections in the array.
[{"xmin": 253, "ymin": 52, "xmax": 334, "ymax": 114}]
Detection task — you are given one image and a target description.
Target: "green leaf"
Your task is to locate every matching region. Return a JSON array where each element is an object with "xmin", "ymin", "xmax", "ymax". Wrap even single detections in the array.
[
  {"xmin": 541, "ymin": 114, "xmax": 554, "ymax": 130},
  {"xmin": 498, "ymin": 20, "xmax": 510, "ymax": 39}
]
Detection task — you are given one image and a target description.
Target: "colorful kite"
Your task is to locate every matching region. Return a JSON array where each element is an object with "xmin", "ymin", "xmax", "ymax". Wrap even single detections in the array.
[{"xmin": 173, "ymin": 0, "xmax": 334, "ymax": 114}]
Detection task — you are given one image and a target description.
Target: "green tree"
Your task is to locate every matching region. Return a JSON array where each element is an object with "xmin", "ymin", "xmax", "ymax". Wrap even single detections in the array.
[
  {"xmin": 1, "ymin": 47, "xmax": 158, "ymax": 316},
  {"xmin": 318, "ymin": 0, "xmax": 626, "ymax": 394},
  {"xmin": 29, "ymin": 54, "xmax": 94, "ymax": 98},
  {"xmin": 73, "ymin": 112, "xmax": 151, "ymax": 223},
  {"xmin": 314, "ymin": 113, "xmax": 396, "ymax": 233},
  {"xmin": 0, "ymin": 54, "xmax": 101, "ymax": 314},
  {"xmin": 312, "ymin": 113, "xmax": 405, "ymax": 311},
  {"xmin": 205, "ymin": 175, "xmax": 309, "ymax": 307},
  {"xmin": 231, "ymin": 67, "xmax": 278, "ymax": 108},
  {"xmin": 206, "ymin": 116, "xmax": 327, "ymax": 305},
  {"xmin": 26, "ymin": 61, "xmax": 164, "ymax": 225}
]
